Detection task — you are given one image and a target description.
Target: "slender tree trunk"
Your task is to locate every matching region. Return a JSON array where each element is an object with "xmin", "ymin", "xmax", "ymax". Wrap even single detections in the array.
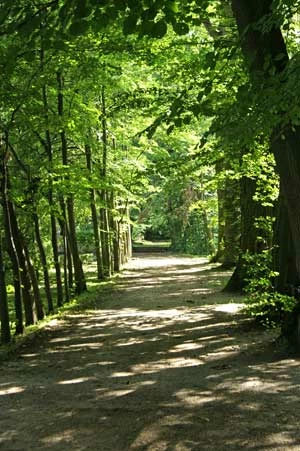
[
  {"xmin": 57, "ymin": 71, "xmax": 86, "ymax": 295},
  {"xmin": 85, "ymin": 144, "xmax": 103, "ymax": 279},
  {"xmin": 8, "ymin": 199, "xmax": 36, "ymax": 325},
  {"xmin": 58, "ymin": 214, "xmax": 70, "ymax": 303},
  {"xmin": 100, "ymin": 192, "xmax": 111, "ymax": 277},
  {"xmin": 33, "ymin": 213, "xmax": 53, "ymax": 313},
  {"xmin": 212, "ymin": 161, "xmax": 225, "ymax": 262},
  {"xmin": 201, "ymin": 209, "xmax": 216, "ymax": 256},
  {"xmin": 0, "ymin": 139, "xmax": 23, "ymax": 334},
  {"xmin": 112, "ymin": 203, "xmax": 121, "ymax": 273},
  {"xmin": 66, "ymin": 197, "xmax": 87, "ymax": 294},
  {"xmin": 0, "ymin": 235, "xmax": 11, "ymax": 343},
  {"xmin": 0, "ymin": 138, "xmax": 11, "ymax": 342},
  {"xmin": 22, "ymin": 239, "xmax": 44, "ymax": 320},
  {"xmin": 41, "ymin": 76, "xmax": 64, "ymax": 306},
  {"xmin": 100, "ymin": 86, "xmax": 112, "ymax": 277}
]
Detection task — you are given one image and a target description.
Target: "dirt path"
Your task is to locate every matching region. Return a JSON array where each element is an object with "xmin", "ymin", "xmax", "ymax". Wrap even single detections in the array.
[{"xmin": 1, "ymin": 254, "xmax": 300, "ymax": 451}]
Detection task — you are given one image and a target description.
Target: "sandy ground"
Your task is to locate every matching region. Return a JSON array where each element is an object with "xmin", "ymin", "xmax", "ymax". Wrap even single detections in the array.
[{"xmin": 0, "ymin": 253, "xmax": 300, "ymax": 451}]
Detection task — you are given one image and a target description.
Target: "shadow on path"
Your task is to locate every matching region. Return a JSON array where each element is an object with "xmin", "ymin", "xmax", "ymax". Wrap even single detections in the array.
[{"xmin": 0, "ymin": 254, "xmax": 299, "ymax": 451}]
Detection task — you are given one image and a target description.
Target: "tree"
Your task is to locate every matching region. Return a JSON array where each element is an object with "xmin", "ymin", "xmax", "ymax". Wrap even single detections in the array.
[{"xmin": 230, "ymin": 0, "xmax": 300, "ymax": 341}]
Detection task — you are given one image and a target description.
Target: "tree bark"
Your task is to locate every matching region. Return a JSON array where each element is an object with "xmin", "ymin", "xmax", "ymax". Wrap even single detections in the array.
[
  {"xmin": 57, "ymin": 71, "xmax": 86, "ymax": 295},
  {"xmin": 231, "ymin": 0, "xmax": 300, "ymax": 343},
  {"xmin": 100, "ymin": 86, "xmax": 112, "ymax": 277},
  {"xmin": 0, "ymin": 236, "xmax": 11, "ymax": 343},
  {"xmin": 224, "ymin": 175, "xmax": 269, "ymax": 291},
  {"xmin": 7, "ymin": 199, "xmax": 36, "ymax": 325},
  {"xmin": 0, "ymin": 140, "xmax": 23, "ymax": 334},
  {"xmin": 33, "ymin": 212, "xmax": 54, "ymax": 313},
  {"xmin": 85, "ymin": 144, "xmax": 103, "ymax": 279}
]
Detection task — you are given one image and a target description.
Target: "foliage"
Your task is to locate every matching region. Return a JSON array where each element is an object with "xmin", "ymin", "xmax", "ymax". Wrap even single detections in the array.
[{"xmin": 244, "ymin": 250, "xmax": 296, "ymax": 327}]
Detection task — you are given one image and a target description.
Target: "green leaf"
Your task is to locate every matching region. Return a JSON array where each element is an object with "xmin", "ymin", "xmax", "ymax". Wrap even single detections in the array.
[
  {"xmin": 69, "ymin": 20, "xmax": 90, "ymax": 36},
  {"xmin": 203, "ymin": 51, "xmax": 216, "ymax": 70},
  {"xmin": 75, "ymin": 0, "xmax": 93, "ymax": 18},
  {"xmin": 172, "ymin": 21, "xmax": 189, "ymax": 36},
  {"xmin": 123, "ymin": 14, "xmax": 138, "ymax": 35},
  {"xmin": 150, "ymin": 20, "xmax": 167, "ymax": 38},
  {"xmin": 18, "ymin": 15, "xmax": 41, "ymax": 37}
]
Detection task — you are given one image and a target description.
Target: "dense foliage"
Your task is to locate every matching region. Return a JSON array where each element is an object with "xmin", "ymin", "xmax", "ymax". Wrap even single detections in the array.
[{"xmin": 1, "ymin": 0, "xmax": 300, "ymax": 345}]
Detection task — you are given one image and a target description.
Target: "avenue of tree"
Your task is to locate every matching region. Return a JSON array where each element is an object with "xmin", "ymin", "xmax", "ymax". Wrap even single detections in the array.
[{"xmin": 1, "ymin": 0, "xmax": 300, "ymax": 347}]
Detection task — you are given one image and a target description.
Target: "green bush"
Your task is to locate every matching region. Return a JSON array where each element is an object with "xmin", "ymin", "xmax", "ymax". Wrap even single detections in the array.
[{"xmin": 244, "ymin": 250, "xmax": 296, "ymax": 327}]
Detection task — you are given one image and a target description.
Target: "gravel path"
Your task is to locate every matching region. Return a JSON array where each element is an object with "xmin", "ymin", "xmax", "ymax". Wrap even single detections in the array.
[{"xmin": 0, "ymin": 254, "xmax": 299, "ymax": 451}]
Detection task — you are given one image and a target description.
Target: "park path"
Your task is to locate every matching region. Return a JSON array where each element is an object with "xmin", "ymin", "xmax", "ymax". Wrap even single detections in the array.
[{"xmin": 0, "ymin": 254, "xmax": 300, "ymax": 451}]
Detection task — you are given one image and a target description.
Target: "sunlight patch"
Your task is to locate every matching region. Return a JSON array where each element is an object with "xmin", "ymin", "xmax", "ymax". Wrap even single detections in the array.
[
  {"xmin": 175, "ymin": 388, "xmax": 217, "ymax": 406},
  {"xmin": 58, "ymin": 377, "xmax": 95, "ymax": 385},
  {"xmin": 168, "ymin": 342, "xmax": 204, "ymax": 353},
  {"xmin": 131, "ymin": 356, "xmax": 203, "ymax": 374},
  {"xmin": 98, "ymin": 388, "xmax": 134, "ymax": 398},
  {"xmin": 0, "ymin": 386, "xmax": 25, "ymax": 396},
  {"xmin": 41, "ymin": 429, "xmax": 75, "ymax": 445},
  {"xmin": 215, "ymin": 303, "xmax": 244, "ymax": 313}
]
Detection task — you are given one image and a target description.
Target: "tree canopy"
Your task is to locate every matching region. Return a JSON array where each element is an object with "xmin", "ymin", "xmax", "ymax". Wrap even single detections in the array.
[{"xmin": 1, "ymin": 0, "xmax": 300, "ymax": 347}]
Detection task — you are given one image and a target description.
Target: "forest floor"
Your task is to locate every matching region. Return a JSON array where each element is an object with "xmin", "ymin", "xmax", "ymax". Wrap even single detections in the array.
[{"xmin": 1, "ymin": 253, "xmax": 300, "ymax": 451}]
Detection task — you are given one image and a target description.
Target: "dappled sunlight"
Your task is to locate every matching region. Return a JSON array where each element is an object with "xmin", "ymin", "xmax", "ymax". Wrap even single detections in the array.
[
  {"xmin": 40, "ymin": 429, "xmax": 76, "ymax": 446},
  {"xmin": 168, "ymin": 341, "xmax": 204, "ymax": 353},
  {"xmin": 58, "ymin": 377, "xmax": 97, "ymax": 385},
  {"xmin": 1, "ymin": 253, "xmax": 299, "ymax": 451},
  {"xmin": 175, "ymin": 388, "xmax": 218, "ymax": 407},
  {"xmin": 130, "ymin": 356, "xmax": 204, "ymax": 375},
  {"xmin": 0, "ymin": 385, "xmax": 25, "ymax": 395},
  {"xmin": 215, "ymin": 303, "xmax": 244, "ymax": 313}
]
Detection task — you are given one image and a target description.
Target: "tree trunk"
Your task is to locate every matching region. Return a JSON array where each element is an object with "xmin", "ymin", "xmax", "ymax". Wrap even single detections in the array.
[
  {"xmin": 222, "ymin": 176, "xmax": 240, "ymax": 268},
  {"xmin": 231, "ymin": 0, "xmax": 300, "ymax": 343},
  {"xmin": 58, "ymin": 213, "xmax": 70, "ymax": 303},
  {"xmin": 0, "ymin": 141, "xmax": 23, "ymax": 335},
  {"xmin": 33, "ymin": 213, "xmax": 54, "ymax": 313},
  {"xmin": 224, "ymin": 176, "xmax": 267, "ymax": 291},
  {"xmin": 57, "ymin": 71, "xmax": 86, "ymax": 295},
  {"xmin": 7, "ymin": 199, "xmax": 36, "ymax": 325},
  {"xmin": 212, "ymin": 161, "xmax": 226, "ymax": 262},
  {"xmin": 0, "ymin": 236, "xmax": 11, "ymax": 343},
  {"xmin": 100, "ymin": 86, "xmax": 112, "ymax": 277},
  {"xmin": 85, "ymin": 144, "xmax": 103, "ymax": 279},
  {"xmin": 273, "ymin": 187, "xmax": 299, "ymax": 292},
  {"xmin": 22, "ymin": 238, "xmax": 44, "ymax": 320}
]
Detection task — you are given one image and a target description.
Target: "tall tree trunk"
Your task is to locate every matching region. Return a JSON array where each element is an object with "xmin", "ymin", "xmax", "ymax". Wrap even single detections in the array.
[
  {"xmin": 40, "ymin": 43, "xmax": 64, "ymax": 307},
  {"xmin": 224, "ymin": 176, "xmax": 268, "ymax": 291},
  {"xmin": 22, "ymin": 238, "xmax": 44, "ymax": 320},
  {"xmin": 0, "ymin": 235, "xmax": 11, "ymax": 343},
  {"xmin": 58, "ymin": 214, "xmax": 70, "ymax": 303},
  {"xmin": 273, "ymin": 187, "xmax": 299, "ymax": 291},
  {"xmin": 222, "ymin": 176, "xmax": 240, "ymax": 268},
  {"xmin": 100, "ymin": 86, "xmax": 112, "ymax": 277},
  {"xmin": 231, "ymin": 0, "xmax": 300, "ymax": 343},
  {"xmin": 40, "ymin": 72, "xmax": 64, "ymax": 306},
  {"xmin": 57, "ymin": 71, "xmax": 86, "ymax": 295},
  {"xmin": 33, "ymin": 213, "xmax": 54, "ymax": 313},
  {"xmin": 7, "ymin": 199, "xmax": 36, "ymax": 325},
  {"xmin": 0, "ymin": 139, "xmax": 23, "ymax": 334},
  {"xmin": 100, "ymin": 192, "xmax": 111, "ymax": 277},
  {"xmin": 212, "ymin": 161, "xmax": 226, "ymax": 262},
  {"xmin": 85, "ymin": 144, "xmax": 103, "ymax": 279}
]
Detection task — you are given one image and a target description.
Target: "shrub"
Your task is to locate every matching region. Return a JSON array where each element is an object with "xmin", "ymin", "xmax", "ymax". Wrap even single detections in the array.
[{"xmin": 244, "ymin": 250, "xmax": 296, "ymax": 327}]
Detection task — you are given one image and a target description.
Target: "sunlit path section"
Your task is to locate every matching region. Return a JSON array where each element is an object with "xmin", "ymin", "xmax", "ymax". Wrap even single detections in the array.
[{"xmin": 0, "ymin": 253, "xmax": 299, "ymax": 451}]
